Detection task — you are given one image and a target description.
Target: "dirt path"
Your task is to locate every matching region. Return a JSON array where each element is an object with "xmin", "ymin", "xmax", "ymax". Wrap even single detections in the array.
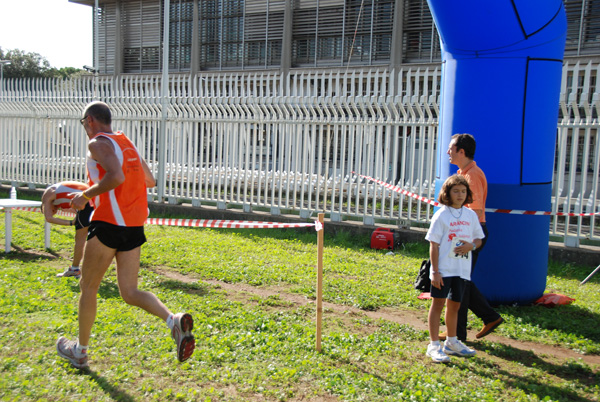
[{"xmin": 152, "ymin": 266, "xmax": 600, "ymax": 368}]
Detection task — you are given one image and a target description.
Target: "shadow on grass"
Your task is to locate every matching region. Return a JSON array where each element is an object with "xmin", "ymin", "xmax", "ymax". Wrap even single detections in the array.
[
  {"xmin": 84, "ymin": 370, "xmax": 136, "ymax": 402},
  {"xmin": 500, "ymin": 303, "xmax": 600, "ymax": 344},
  {"xmin": 158, "ymin": 279, "xmax": 212, "ymax": 296},
  {"xmin": 0, "ymin": 248, "xmax": 59, "ymax": 262},
  {"xmin": 329, "ymin": 343, "xmax": 596, "ymax": 402},
  {"xmin": 480, "ymin": 342, "xmax": 599, "ymax": 385},
  {"xmin": 98, "ymin": 281, "xmax": 121, "ymax": 299},
  {"xmin": 60, "ymin": 273, "xmax": 211, "ymax": 300},
  {"xmin": 472, "ymin": 343, "xmax": 598, "ymax": 401},
  {"xmin": 43, "ymin": 248, "xmax": 62, "ymax": 258}
]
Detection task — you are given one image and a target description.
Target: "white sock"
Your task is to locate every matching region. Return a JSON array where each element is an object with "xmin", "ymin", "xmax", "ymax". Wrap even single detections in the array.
[
  {"xmin": 70, "ymin": 266, "xmax": 80, "ymax": 271},
  {"xmin": 430, "ymin": 340, "xmax": 441, "ymax": 347},
  {"xmin": 447, "ymin": 336, "xmax": 457, "ymax": 344},
  {"xmin": 166, "ymin": 314, "xmax": 174, "ymax": 330},
  {"xmin": 76, "ymin": 342, "xmax": 88, "ymax": 355}
]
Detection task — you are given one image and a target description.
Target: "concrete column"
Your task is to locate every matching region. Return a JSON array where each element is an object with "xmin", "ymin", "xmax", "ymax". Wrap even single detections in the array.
[
  {"xmin": 389, "ymin": 0, "xmax": 404, "ymax": 96},
  {"xmin": 114, "ymin": 0, "xmax": 122, "ymax": 75},
  {"xmin": 191, "ymin": 0, "xmax": 200, "ymax": 74},
  {"xmin": 280, "ymin": 0, "xmax": 293, "ymax": 95}
]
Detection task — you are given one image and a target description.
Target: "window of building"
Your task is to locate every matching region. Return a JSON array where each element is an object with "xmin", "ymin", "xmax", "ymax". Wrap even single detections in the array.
[
  {"xmin": 120, "ymin": 0, "xmax": 193, "ymax": 73},
  {"xmin": 401, "ymin": 0, "xmax": 441, "ymax": 63},
  {"xmin": 199, "ymin": 0, "xmax": 283, "ymax": 69},
  {"xmin": 200, "ymin": 0, "xmax": 240, "ymax": 68},
  {"xmin": 122, "ymin": 0, "xmax": 161, "ymax": 73},
  {"xmin": 168, "ymin": 0, "xmax": 194, "ymax": 71},
  {"xmin": 244, "ymin": 1, "xmax": 284, "ymax": 68},
  {"xmin": 346, "ymin": 0, "xmax": 394, "ymax": 63},
  {"xmin": 292, "ymin": 0, "xmax": 394, "ymax": 67},
  {"xmin": 565, "ymin": 0, "xmax": 600, "ymax": 56},
  {"xmin": 96, "ymin": 2, "xmax": 117, "ymax": 74}
]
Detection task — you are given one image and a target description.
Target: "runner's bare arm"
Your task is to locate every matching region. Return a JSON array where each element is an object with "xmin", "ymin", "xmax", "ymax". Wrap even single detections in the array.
[{"xmin": 71, "ymin": 137, "xmax": 124, "ymax": 210}]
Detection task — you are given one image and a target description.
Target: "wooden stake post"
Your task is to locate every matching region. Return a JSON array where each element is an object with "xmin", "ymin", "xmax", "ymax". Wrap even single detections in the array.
[{"xmin": 316, "ymin": 213, "xmax": 324, "ymax": 352}]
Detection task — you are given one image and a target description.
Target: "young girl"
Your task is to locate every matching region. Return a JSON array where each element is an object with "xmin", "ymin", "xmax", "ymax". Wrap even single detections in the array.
[{"xmin": 425, "ymin": 174, "xmax": 485, "ymax": 363}]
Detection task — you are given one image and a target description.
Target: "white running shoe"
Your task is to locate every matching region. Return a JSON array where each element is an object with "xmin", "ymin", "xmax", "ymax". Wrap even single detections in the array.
[
  {"xmin": 56, "ymin": 337, "xmax": 89, "ymax": 369},
  {"xmin": 426, "ymin": 343, "xmax": 450, "ymax": 363},
  {"xmin": 57, "ymin": 267, "xmax": 81, "ymax": 279},
  {"xmin": 443, "ymin": 339, "xmax": 476, "ymax": 357}
]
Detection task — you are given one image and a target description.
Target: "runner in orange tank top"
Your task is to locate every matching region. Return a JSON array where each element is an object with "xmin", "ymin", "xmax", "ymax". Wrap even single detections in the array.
[
  {"xmin": 86, "ymin": 132, "xmax": 149, "ymax": 227},
  {"xmin": 56, "ymin": 101, "xmax": 195, "ymax": 370}
]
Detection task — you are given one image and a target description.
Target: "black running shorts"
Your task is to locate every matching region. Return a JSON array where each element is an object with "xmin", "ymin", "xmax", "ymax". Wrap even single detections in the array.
[
  {"xmin": 87, "ymin": 221, "xmax": 146, "ymax": 251},
  {"xmin": 430, "ymin": 276, "xmax": 466, "ymax": 303},
  {"xmin": 74, "ymin": 203, "xmax": 94, "ymax": 230}
]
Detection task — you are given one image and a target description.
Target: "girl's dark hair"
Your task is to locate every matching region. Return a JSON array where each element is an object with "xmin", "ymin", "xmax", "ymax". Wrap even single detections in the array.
[{"xmin": 437, "ymin": 174, "xmax": 473, "ymax": 207}]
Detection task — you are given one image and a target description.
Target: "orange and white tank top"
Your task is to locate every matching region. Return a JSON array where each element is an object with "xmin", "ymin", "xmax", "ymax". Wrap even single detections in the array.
[
  {"xmin": 50, "ymin": 181, "xmax": 89, "ymax": 209},
  {"xmin": 86, "ymin": 131, "xmax": 149, "ymax": 227}
]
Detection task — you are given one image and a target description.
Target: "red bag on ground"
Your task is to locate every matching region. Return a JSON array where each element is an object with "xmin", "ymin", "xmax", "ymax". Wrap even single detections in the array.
[{"xmin": 534, "ymin": 293, "xmax": 575, "ymax": 308}]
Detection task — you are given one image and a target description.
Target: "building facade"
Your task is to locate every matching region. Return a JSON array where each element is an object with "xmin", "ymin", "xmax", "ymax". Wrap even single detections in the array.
[{"xmin": 69, "ymin": 0, "xmax": 600, "ymax": 75}]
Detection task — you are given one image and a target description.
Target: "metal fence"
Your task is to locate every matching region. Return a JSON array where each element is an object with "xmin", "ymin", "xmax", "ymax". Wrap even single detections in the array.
[{"xmin": 0, "ymin": 63, "xmax": 598, "ymax": 246}]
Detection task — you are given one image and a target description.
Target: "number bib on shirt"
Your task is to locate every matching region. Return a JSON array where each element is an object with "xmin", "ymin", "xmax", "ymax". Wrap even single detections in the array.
[{"xmin": 448, "ymin": 238, "xmax": 471, "ymax": 261}]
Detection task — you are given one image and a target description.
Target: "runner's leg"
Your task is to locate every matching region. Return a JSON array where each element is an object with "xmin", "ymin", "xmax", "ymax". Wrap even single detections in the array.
[
  {"xmin": 78, "ymin": 236, "xmax": 115, "ymax": 346},
  {"xmin": 115, "ymin": 247, "xmax": 171, "ymax": 321}
]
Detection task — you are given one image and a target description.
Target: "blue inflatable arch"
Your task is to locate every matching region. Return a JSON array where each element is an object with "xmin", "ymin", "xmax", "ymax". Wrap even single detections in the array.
[{"xmin": 428, "ymin": 0, "xmax": 567, "ymax": 304}]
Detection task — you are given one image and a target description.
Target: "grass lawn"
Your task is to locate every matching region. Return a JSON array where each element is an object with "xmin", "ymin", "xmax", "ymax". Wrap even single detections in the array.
[{"xmin": 0, "ymin": 208, "xmax": 599, "ymax": 402}]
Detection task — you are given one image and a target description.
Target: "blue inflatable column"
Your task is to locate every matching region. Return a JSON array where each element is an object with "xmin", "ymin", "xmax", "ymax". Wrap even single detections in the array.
[{"xmin": 427, "ymin": 0, "xmax": 567, "ymax": 304}]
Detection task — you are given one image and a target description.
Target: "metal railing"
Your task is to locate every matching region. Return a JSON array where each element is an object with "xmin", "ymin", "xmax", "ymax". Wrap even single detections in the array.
[{"xmin": 0, "ymin": 63, "xmax": 598, "ymax": 245}]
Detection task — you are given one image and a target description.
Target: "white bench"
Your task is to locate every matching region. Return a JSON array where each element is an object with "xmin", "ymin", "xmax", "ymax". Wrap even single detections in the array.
[{"xmin": 0, "ymin": 199, "xmax": 49, "ymax": 252}]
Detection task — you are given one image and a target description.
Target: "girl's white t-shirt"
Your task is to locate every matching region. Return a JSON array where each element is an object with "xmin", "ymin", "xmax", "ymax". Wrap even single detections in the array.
[{"xmin": 425, "ymin": 206, "xmax": 485, "ymax": 280}]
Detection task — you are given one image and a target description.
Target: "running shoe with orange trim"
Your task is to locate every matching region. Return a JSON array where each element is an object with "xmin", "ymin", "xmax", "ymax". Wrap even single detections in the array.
[{"xmin": 171, "ymin": 313, "xmax": 195, "ymax": 362}]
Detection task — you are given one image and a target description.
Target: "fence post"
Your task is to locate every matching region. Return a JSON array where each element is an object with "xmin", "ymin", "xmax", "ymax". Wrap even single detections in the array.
[
  {"xmin": 316, "ymin": 212, "xmax": 324, "ymax": 352},
  {"xmin": 157, "ymin": 0, "xmax": 170, "ymax": 202}
]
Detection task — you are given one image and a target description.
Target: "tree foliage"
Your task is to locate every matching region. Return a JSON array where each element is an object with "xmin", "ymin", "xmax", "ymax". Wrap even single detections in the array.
[{"xmin": 0, "ymin": 47, "xmax": 83, "ymax": 79}]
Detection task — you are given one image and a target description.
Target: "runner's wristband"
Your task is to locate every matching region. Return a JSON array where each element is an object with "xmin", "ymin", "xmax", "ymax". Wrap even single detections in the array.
[{"xmin": 82, "ymin": 191, "xmax": 92, "ymax": 200}]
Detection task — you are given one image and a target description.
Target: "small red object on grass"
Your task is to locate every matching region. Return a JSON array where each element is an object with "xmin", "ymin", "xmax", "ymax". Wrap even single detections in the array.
[{"xmin": 534, "ymin": 293, "xmax": 575, "ymax": 308}]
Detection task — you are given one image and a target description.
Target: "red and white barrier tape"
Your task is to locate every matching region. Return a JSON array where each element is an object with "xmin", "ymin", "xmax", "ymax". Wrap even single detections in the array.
[
  {"xmin": 0, "ymin": 207, "xmax": 77, "ymax": 217},
  {"xmin": 145, "ymin": 218, "xmax": 322, "ymax": 231},
  {"xmin": 2, "ymin": 207, "xmax": 323, "ymax": 231},
  {"xmin": 0, "ymin": 207, "xmax": 44, "ymax": 213},
  {"xmin": 352, "ymin": 172, "xmax": 600, "ymax": 217},
  {"xmin": 352, "ymin": 173, "xmax": 441, "ymax": 208}
]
